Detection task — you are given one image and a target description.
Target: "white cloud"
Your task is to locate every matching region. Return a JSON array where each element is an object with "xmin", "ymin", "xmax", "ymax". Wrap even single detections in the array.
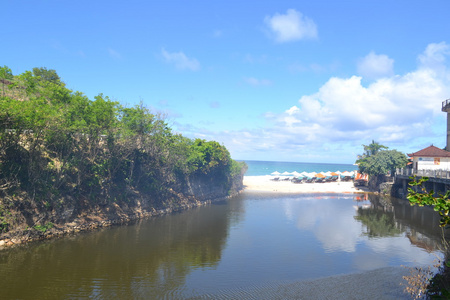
[
  {"xmin": 279, "ymin": 67, "xmax": 446, "ymax": 143},
  {"xmin": 264, "ymin": 9, "xmax": 318, "ymax": 43},
  {"xmin": 108, "ymin": 48, "xmax": 121, "ymax": 59},
  {"xmin": 288, "ymin": 61, "xmax": 340, "ymax": 74},
  {"xmin": 357, "ymin": 51, "xmax": 394, "ymax": 79},
  {"xmin": 244, "ymin": 77, "xmax": 273, "ymax": 86},
  {"xmin": 418, "ymin": 42, "xmax": 450, "ymax": 68},
  {"xmin": 183, "ymin": 43, "xmax": 450, "ymax": 162},
  {"xmin": 161, "ymin": 48, "xmax": 200, "ymax": 71},
  {"xmin": 266, "ymin": 44, "xmax": 450, "ymax": 148}
]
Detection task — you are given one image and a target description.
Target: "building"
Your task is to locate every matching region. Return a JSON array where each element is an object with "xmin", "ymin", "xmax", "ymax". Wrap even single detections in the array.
[
  {"xmin": 408, "ymin": 145, "xmax": 450, "ymax": 172},
  {"xmin": 394, "ymin": 100, "xmax": 450, "ymax": 198}
]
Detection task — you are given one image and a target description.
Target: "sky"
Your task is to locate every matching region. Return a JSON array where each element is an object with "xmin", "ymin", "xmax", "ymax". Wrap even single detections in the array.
[{"xmin": 2, "ymin": 0, "xmax": 450, "ymax": 164}]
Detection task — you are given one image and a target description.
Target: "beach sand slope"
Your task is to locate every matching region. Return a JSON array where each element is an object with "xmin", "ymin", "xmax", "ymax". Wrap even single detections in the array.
[{"xmin": 244, "ymin": 176, "xmax": 365, "ymax": 193}]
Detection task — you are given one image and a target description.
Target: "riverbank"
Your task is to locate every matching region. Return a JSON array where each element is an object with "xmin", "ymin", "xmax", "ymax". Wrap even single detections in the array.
[
  {"xmin": 0, "ymin": 179, "xmax": 245, "ymax": 249},
  {"xmin": 244, "ymin": 176, "xmax": 367, "ymax": 193}
]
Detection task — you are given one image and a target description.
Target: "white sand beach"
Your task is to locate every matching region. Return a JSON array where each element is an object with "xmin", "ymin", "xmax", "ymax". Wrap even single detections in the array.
[{"xmin": 244, "ymin": 176, "xmax": 366, "ymax": 193}]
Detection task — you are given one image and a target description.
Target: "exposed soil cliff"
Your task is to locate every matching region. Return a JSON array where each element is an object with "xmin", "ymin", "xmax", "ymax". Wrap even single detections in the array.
[{"xmin": 0, "ymin": 173, "xmax": 244, "ymax": 248}]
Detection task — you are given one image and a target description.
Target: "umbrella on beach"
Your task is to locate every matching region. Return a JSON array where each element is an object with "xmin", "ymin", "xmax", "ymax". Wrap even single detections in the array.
[
  {"xmin": 292, "ymin": 171, "xmax": 301, "ymax": 177},
  {"xmin": 281, "ymin": 171, "xmax": 292, "ymax": 176},
  {"xmin": 271, "ymin": 171, "xmax": 281, "ymax": 176},
  {"xmin": 341, "ymin": 171, "xmax": 353, "ymax": 177}
]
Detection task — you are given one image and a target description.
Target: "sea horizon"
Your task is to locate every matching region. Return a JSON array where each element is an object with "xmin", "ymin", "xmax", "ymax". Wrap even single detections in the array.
[{"xmin": 240, "ymin": 160, "xmax": 357, "ymax": 176}]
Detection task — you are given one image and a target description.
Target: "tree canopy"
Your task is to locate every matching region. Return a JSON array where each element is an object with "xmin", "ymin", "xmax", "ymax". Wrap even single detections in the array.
[{"xmin": 356, "ymin": 141, "xmax": 408, "ymax": 176}]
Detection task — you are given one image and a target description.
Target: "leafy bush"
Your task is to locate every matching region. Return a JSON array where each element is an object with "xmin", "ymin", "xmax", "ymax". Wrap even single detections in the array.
[{"xmin": 0, "ymin": 65, "xmax": 245, "ymax": 210}]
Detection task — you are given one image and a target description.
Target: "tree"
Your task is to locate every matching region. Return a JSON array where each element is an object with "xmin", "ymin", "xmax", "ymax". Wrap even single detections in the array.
[
  {"xmin": 358, "ymin": 149, "xmax": 408, "ymax": 176},
  {"xmin": 32, "ymin": 67, "xmax": 62, "ymax": 85},
  {"xmin": 358, "ymin": 140, "xmax": 388, "ymax": 159},
  {"xmin": 0, "ymin": 65, "xmax": 13, "ymax": 81},
  {"xmin": 0, "ymin": 65, "xmax": 13, "ymax": 97},
  {"xmin": 121, "ymin": 103, "xmax": 156, "ymax": 136},
  {"xmin": 356, "ymin": 141, "xmax": 407, "ymax": 176},
  {"xmin": 187, "ymin": 139, "xmax": 231, "ymax": 175}
]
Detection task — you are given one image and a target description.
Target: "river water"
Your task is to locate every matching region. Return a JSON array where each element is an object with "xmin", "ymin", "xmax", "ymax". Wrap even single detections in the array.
[{"xmin": 0, "ymin": 191, "xmax": 446, "ymax": 299}]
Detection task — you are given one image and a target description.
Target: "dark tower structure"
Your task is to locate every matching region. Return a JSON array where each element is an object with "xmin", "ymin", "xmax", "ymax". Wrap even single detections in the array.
[{"xmin": 442, "ymin": 99, "xmax": 450, "ymax": 151}]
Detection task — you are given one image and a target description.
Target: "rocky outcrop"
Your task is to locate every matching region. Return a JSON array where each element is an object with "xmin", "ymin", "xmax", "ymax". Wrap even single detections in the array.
[{"xmin": 368, "ymin": 174, "xmax": 395, "ymax": 196}]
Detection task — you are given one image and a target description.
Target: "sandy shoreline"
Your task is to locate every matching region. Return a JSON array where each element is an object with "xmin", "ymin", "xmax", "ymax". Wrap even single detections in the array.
[{"xmin": 243, "ymin": 176, "xmax": 367, "ymax": 193}]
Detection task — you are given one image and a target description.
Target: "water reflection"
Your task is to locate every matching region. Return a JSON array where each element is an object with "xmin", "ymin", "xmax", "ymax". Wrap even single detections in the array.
[
  {"xmin": 354, "ymin": 205, "xmax": 403, "ymax": 238},
  {"xmin": 0, "ymin": 192, "xmax": 446, "ymax": 299},
  {"xmin": 0, "ymin": 201, "xmax": 238, "ymax": 299},
  {"xmin": 357, "ymin": 193, "xmax": 444, "ymax": 252},
  {"xmin": 282, "ymin": 194, "xmax": 363, "ymax": 252},
  {"xmin": 278, "ymin": 192, "xmax": 445, "ymax": 269}
]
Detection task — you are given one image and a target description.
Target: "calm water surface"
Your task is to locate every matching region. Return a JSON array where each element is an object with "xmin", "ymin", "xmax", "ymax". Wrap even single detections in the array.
[{"xmin": 0, "ymin": 192, "xmax": 445, "ymax": 299}]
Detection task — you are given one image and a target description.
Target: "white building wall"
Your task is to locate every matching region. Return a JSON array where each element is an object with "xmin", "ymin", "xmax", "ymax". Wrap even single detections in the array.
[{"xmin": 413, "ymin": 157, "xmax": 450, "ymax": 171}]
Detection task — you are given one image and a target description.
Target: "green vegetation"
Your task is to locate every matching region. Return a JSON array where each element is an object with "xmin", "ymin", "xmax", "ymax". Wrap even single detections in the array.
[
  {"xmin": 0, "ymin": 66, "xmax": 246, "ymax": 233},
  {"xmin": 356, "ymin": 140, "xmax": 408, "ymax": 176},
  {"xmin": 33, "ymin": 222, "xmax": 53, "ymax": 233},
  {"xmin": 407, "ymin": 177, "xmax": 450, "ymax": 298},
  {"xmin": 408, "ymin": 177, "xmax": 450, "ymax": 227}
]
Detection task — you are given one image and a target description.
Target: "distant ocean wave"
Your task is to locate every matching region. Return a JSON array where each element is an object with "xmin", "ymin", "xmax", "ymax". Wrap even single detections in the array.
[{"xmin": 240, "ymin": 160, "xmax": 357, "ymax": 176}]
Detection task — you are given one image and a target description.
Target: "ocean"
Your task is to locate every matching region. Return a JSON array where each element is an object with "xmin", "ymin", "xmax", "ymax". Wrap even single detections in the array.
[{"xmin": 241, "ymin": 160, "xmax": 357, "ymax": 176}]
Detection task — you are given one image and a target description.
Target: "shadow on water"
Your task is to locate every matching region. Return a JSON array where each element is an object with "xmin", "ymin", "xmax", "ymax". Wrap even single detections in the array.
[{"xmin": 0, "ymin": 197, "xmax": 245, "ymax": 299}]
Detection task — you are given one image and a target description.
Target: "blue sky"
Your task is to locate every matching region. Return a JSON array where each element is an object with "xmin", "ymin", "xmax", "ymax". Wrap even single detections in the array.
[{"xmin": 3, "ymin": 0, "xmax": 450, "ymax": 163}]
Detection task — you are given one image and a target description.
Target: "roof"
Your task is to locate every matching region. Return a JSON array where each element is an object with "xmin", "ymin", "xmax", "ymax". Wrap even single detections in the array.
[{"xmin": 408, "ymin": 145, "xmax": 450, "ymax": 157}]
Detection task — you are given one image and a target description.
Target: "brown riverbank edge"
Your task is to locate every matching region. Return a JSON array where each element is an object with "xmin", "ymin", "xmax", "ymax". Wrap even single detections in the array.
[
  {"xmin": 197, "ymin": 266, "xmax": 411, "ymax": 299},
  {"xmin": 0, "ymin": 191, "xmax": 242, "ymax": 250},
  {"xmin": 0, "ymin": 176, "xmax": 366, "ymax": 249},
  {"xmin": 243, "ymin": 175, "xmax": 369, "ymax": 193}
]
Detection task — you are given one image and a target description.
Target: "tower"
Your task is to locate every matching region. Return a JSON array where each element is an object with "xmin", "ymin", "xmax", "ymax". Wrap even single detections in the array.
[{"xmin": 442, "ymin": 99, "xmax": 450, "ymax": 151}]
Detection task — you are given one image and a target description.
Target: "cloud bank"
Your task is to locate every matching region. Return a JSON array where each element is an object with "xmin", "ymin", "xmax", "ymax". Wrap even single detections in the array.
[{"xmin": 189, "ymin": 42, "xmax": 450, "ymax": 162}]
